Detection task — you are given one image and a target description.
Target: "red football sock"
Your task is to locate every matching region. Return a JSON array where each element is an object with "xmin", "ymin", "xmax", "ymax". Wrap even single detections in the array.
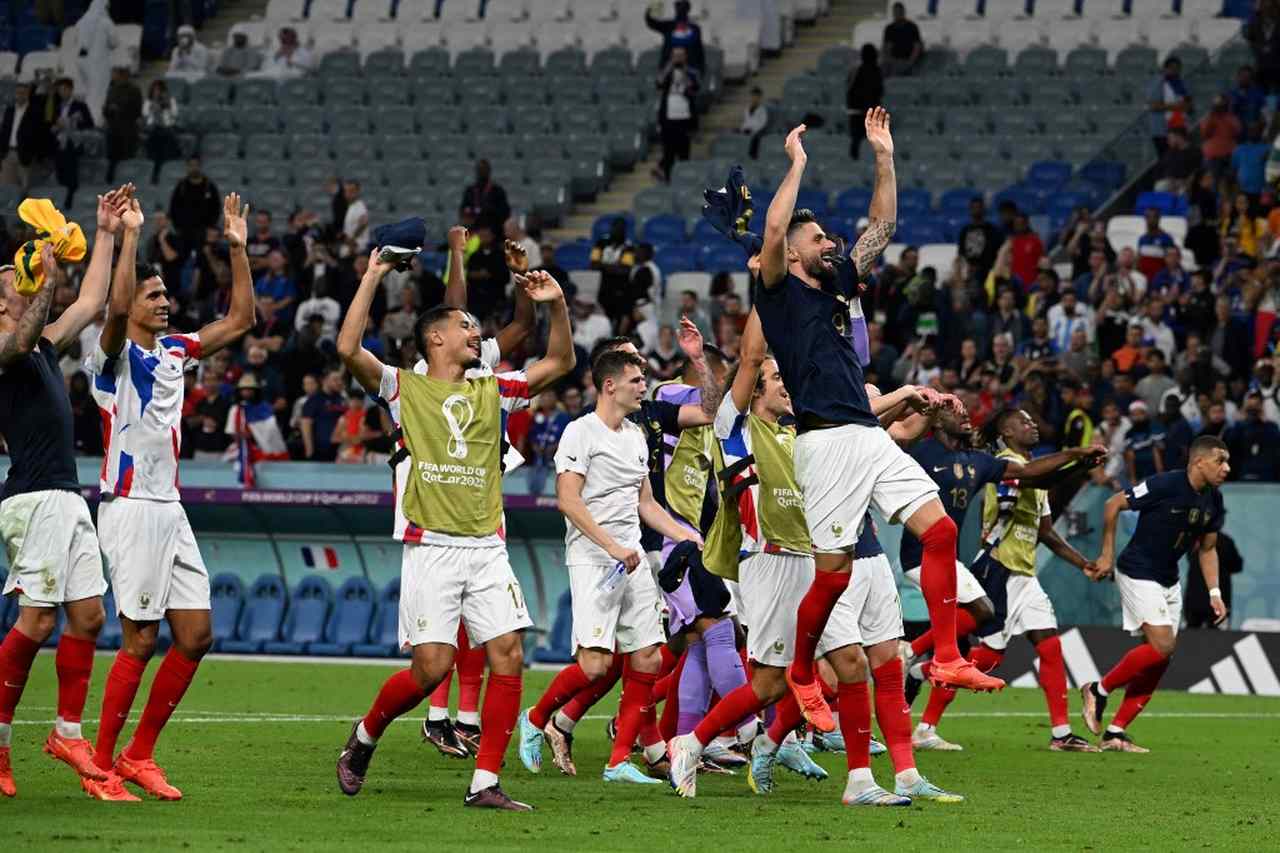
[
  {"xmin": 918, "ymin": 517, "xmax": 961, "ymax": 663},
  {"xmin": 692, "ymin": 682, "xmax": 766, "ymax": 747},
  {"xmin": 55, "ymin": 634, "xmax": 97, "ymax": 724},
  {"xmin": 475, "ymin": 672, "xmax": 521, "ymax": 774},
  {"xmin": 910, "ymin": 609, "xmax": 979, "ymax": 657},
  {"xmin": 457, "ymin": 645, "xmax": 486, "ymax": 715},
  {"xmin": 1101, "ymin": 643, "xmax": 1169, "ymax": 694},
  {"xmin": 658, "ymin": 651, "xmax": 686, "ymax": 742},
  {"xmin": 659, "ymin": 644, "xmax": 678, "ymax": 676},
  {"xmin": 872, "ymin": 658, "xmax": 915, "ymax": 773},
  {"xmin": 361, "ymin": 668, "xmax": 428, "ymax": 740},
  {"xmin": 766, "ymin": 692, "xmax": 802, "ymax": 744},
  {"xmin": 610, "ymin": 666, "xmax": 656, "ymax": 765},
  {"xmin": 1111, "ymin": 658, "xmax": 1170, "ymax": 730},
  {"xmin": 528, "ymin": 662, "xmax": 593, "ymax": 730},
  {"xmin": 93, "ymin": 651, "xmax": 147, "ymax": 771},
  {"xmin": 428, "ymin": 671, "xmax": 453, "ymax": 709},
  {"xmin": 791, "ymin": 570, "xmax": 851, "ymax": 683},
  {"xmin": 559, "ymin": 657, "xmax": 622, "ymax": 724},
  {"xmin": 838, "ymin": 680, "xmax": 872, "ymax": 770},
  {"xmin": 1035, "ymin": 635, "xmax": 1069, "ymax": 728},
  {"xmin": 653, "ymin": 649, "xmax": 686, "ymax": 704},
  {"xmin": 123, "ymin": 648, "xmax": 199, "ymax": 761},
  {"xmin": 0, "ymin": 628, "xmax": 42, "ymax": 726}
]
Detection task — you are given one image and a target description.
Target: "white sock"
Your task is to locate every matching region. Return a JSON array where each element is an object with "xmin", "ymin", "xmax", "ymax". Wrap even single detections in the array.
[
  {"xmin": 782, "ymin": 729, "xmax": 799, "ymax": 747},
  {"xmin": 684, "ymin": 734, "xmax": 705, "ymax": 757},
  {"xmin": 755, "ymin": 731, "xmax": 779, "ymax": 755},
  {"xmin": 1051, "ymin": 724, "xmax": 1071, "ymax": 739},
  {"xmin": 469, "ymin": 769, "xmax": 499, "ymax": 794},
  {"xmin": 457, "ymin": 710, "xmax": 480, "ymax": 727},
  {"xmin": 55, "ymin": 716, "xmax": 83, "ymax": 740},
  {"xmin": 1095, "ymin": 683, "xmax": 1109, "ymax": 697},
  {"xmin": 915, "ymin": 722, "xmax": 935, "ymax": 734},
  {"xmin": 737, "ymin": 719, "xmax": 758, "ymax": 746},
  {"xmin": 427, "ymin": 706, "xmax": 449, "ymax": 723},
  {"xmin": 845, "ymin": 767, "xmax": 875, "ymax": 791},
  {"xmin": 355, "ymin": 721, "xmax": 377, "ymax": 746},
  {"xmin": 1105, "ymin": 724, "xmax": 1124, "ymax": 735},
  {"xmin": 895, "ymin": 768, "xmax": 923, "ymax": 787},
  {"xmin": 554, "ymin": 710, "xmax": 578, "ymax": 733},
  {"xmin": 643, "ymin": 741, "xmax": 667, "ymax": 764},
  {"xmin": 0, "ymin": 723, "xmax": 11, "ymax": 748}
]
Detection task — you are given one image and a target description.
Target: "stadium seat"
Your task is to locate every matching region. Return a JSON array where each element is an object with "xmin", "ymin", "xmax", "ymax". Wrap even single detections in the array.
[
  {"xmin": 530, "ymin": 590, "xmax": 574, "ymax": 663},
  {"xmin": 264, "ymin": 575, "xmax": 333, "ymax": 655},
  {"xmin": 1026, "ymin": 160, "xmax": 1073, "ymax": 190},
  {"xmin": 656, "ymin": 244, "xmax": 700, "ymax": 273},
  {"xmin": 641, "ymin": 213, "xmax": 686, "ymax": 245},
  {"xmin": 701, "ymin": 242, "xmax": 746, "ymax": 274},
  {"xmin": 220, "ymin": 574, "xmax": 288, "ymax": 654},
  {"xmin": 210, "ymin": 573, "xmax": 246, "ymax": 651},
  {"xmin": 351, "ymin": 578, "xmax": 402, "ymax": 657},
  {"xmin": 1135, "ymin": 190, "xmax": 1188, "ymax": 216},
  {"xmin": 1079, "ymin": 160, "xmax": 1126, "ymax": 188}
]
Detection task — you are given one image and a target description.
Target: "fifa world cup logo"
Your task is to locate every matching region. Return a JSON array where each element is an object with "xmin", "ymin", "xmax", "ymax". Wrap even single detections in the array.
[{"xmin": 441, "ymin": 394, "xmax": 475, "ymax": 460}]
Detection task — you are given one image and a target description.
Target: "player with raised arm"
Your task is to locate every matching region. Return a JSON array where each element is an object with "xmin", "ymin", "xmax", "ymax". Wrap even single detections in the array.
[
  {"xmin": 912, "ymin": 410, "xmax": 1103, "ymax": 753},
  {"xmin": 0, "ymin": 187, "xmax": 132, "ymax": 797},
  {"xmin": 752, "ymin": 112, "xmax": 1004, "ymax": 733},
  {"xmin": 334, "ymin": 257, "xmax": 575, "ymax": 810},
  {"xmin": 1080, "ymin": 436, "xmax": 1230, "ymax": 753},
  {"xmin": 83, "ymin": 191, "xmax": 256, "ymax": 801},
  {"xmin": 517, "ymin": 350, "xmax": 702, "ymax": 784}
]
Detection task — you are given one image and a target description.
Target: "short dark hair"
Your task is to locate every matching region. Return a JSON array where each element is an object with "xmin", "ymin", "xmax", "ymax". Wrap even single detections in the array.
[
  {"xmin": 1190, "ymin": 435, "xmax": 1227, "ymax": 460},
  {"xmin": 589, "ymin": 335, "xmax": 634, "ymax": 368},
  {"xmin": 592, "ymin": 350, "xmax": 646, "ymax": 392},
  {"xmin": 982, "ymin": 407, "xmax": 1021, "ymax": 448},
  {"xmin": 136, "ymin": 262, "xmax": 163, "ymax": 284},
  {"xmin": 414, "ymin": 305, "xmax": 462, "ymax": 356},
  {"xmin": 786, "ymin": 209, "xmax": 819, "ymax": 237}
]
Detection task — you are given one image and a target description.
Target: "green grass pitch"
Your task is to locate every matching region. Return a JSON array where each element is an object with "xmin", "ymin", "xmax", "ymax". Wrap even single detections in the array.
[{"xmin": 3, "ymin": 655, "xmax": 1277, "ymax": 852}]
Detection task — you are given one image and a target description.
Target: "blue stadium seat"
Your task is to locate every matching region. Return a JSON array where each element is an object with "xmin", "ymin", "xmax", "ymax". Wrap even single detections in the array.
[
  {"xmin": 590, "ymin": 213, "xmax": 634, "ymax": 242},
  {"xmin": 311, "ymin": 577, "xmax": 375, "ymax": 656},
  {"xmin": 555, "ymin": 242, "xmax": 592, "ymax": 270},
  {"xmin": 898, "ymin": 188, "xmax": 933, "ymax": 216},
  {"xmin": 702, "ymin": 243, "xmax": 747, "ymax": 273},
  {"xmin": 641, "ymin": 214, "xmax": 686, "ymax": 245},
  {"xmin": 530, "ymin": 590, "xmax": 574, "ymax": 663},
  {"xmin": 220, "ymin": 574, "xmax": 288, "ymax": 654},
  {"xmin": 1079, "ymin": 160, "xmax": 1125, "ymax": 190},
  {"xmin": 352, "ymin": 578, "xmax": 401, "ymax": 657},
  {"xmin": 1046, "ymin": 190, "xmax": 1094, "ymax": 220},
  {"xmin": 655, "ymin": 244, "xmax": 700, "ymax": 273},
  {"xmin": 1026, "ymin": 160, "xmax": 1073, "ymax": 190},
  {"xmin": 993, "ymin": 187, "xmax": 1044, "ymax": 216},
  {"xmin": 795, "ymin": 188, "xmax": 829, "ymax": 216},
  {"xmin": 897, "ymin": 219, "xmax": 946, "ymax": 246},
  {"xmin": 939, "ymin": 187, "xmax": 982, "ymax": 212},
  {"xmin": 690, "ymin": 218, "xmax": 726, "ymax": 243},
  {"xmin": 1134, "ymin": 190, "xmax": 1188, "ymax": 216},
  {"xmin": 264, "ymin": 575, "xmax": 332, "ymax": 655},
  {"xmin": 834, "ymin": 187, "xmax": 872, "ymax": 216},
  {"xmin": 209, "ymin": 573, "xmax": 245, "ymax": 651}
]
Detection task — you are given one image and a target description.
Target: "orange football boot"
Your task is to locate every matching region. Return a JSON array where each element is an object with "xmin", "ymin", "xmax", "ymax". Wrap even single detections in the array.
[
  {"xmin": 785, "ymin": 666, "xmax": 836, "ymax": 733},
  {"xmin": 44, "ymin": 730, "xmax": 109, "ymax": 780},
  {"xmin": 115, "ymin": 754, "xmax": 183, "ymax": 800}
]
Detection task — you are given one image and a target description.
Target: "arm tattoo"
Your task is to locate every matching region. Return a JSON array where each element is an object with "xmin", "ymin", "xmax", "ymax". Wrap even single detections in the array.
[
  {"xmin": 698, "ymin": 358, "xmax": 725, "ymax": 420},
  {"xmin": 0, "ymin": 281, "xmax": 56, "ymax": 367},
  {"xmin": 853, "ymin": 219, "xmax": 896, "ymax": 281}
]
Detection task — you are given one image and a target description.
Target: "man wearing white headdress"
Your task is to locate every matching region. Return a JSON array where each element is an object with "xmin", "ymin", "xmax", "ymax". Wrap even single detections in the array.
[{"xmin": 73, "ymin": 0, "xmax": 115, "ymax": 124}]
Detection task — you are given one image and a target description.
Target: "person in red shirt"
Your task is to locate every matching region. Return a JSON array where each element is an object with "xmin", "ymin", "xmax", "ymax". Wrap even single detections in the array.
[{"xmin": 1009, "ymin": 213, "xmax": 1044, "ymax": 289}]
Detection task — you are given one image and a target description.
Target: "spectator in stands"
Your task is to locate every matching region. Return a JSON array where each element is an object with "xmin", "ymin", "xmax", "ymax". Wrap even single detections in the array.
[
  {"xmin": 1048, "ymin": 286, "xmax": 1093, "ymax": 351},
  {"xmin": 592, "ymin": 218, "xmax": 637, "ymax": 329},
  {"xmin": 571, "ymin": 296, "xmax": 612, "ymax": 352},
  {"xmin": 147, "ymin": 208, "xmax": 184, "ymax": 291},
  {"xmin": 381, "ymin": 285, "xmax": 417, "ymax": 353},
  {"xmin": 1112, "ymin": 323, "xmax": 1146, "ymax": 374},
  {"xmin": 1137, "ymin": 348, "xmax": 1177, "ymax": 413},
  {"xmin": 1246, "ymin": 0, "xmax": 1280, "ymax": 93},
  {"xmin": 1061, "ymin": 326, "xmax": 1093, "ymax": 381},
  {"xmin": 1019, "ymin": 316, "xmax": 1057, "ymax": 362},
  {"xmin": 1123, "ymin": 400, "xmax": 1164, "ymax": 484},
  {"xmin": 0, "ymin": 82, "xmax": 51, "ymax": 193},
  {"xmin": 503, "ymin": 216, "xmax": 541, "ymax": 270},
  {"xmin": 957, "ymin": 196, "xmax": 1001, "ymax": 286},
  {"xmin": 645, "ymin": 0, "xmax": 705, "ymax": 74},
  {"xmin": 1072, "ymin": 246, "xmax": 1108, "ymax": 303},
  {"xmin": 1201, "ymin": 399, "xmax": 1230, "ymax": 437},
  {"xmin": 1066, "ymin": 216, "xmax": 1116, "ymax": 281},
  {"xmin": 142, "ymin": 79, "xmax": 181, "ymax": 181},
  {"xmin": 333, "ymin": 389, "xmax": 380, "ymax": 464},
  {"xmin": 245, "ymin": 209, "xmax": 281, "ymax": 275},
  {"xmin": 169, "ymin": 156, "xmax": 221, "ymax": 257},
  {"xmin": 167, "ymin": 24, "xmax": 209, "ymax": 80},
  {"xmin": 881, "ymin": 2, "xmax": 923, "ymax": 78},
  {"xmin": 1199, "ymin": 94, "xmax": 1242, "ymax": 177},
  {"xmin": 1232, "ymin": 120, "xmax": 1270, "ymax": 197},
  {"xmin": 990, "ymin": 286, "xmax": 1027, "ymax": 351},
  {"xmin": 460, "ymin": 159, "xmax": 510, "ymax": 235},
  {"xmin": 300, "ymin": 369, "xmax": 346, "ymax": 461},
  {"xmin": 1112, "ymin": 247, "xmax": 1148, "ymax": 308},
  {"xmin": 49, "ymin": 76, "xmax": 93, "ymax": 208},
  {"xmin": 464, "ymin": 223, "xmax": 508, "ymax": 323},
  {"xmin": 1135, "ymin": 207, "xmax": 1175, "ymax": 281},
  {"xmin": 646, "ymin": 325, "xmax": 683, "ymax": 381},
  {"xmin": 217, "ymin": 30, "xmax": 263, "ymax": 78},
  {"xmin": 526, "ymin": 392, "xmax": 571, "ymax": 496},
  {"xmin": 1148, "ymin": 56, "xmax": 1190, "ymax": 155},
  {"xmin": 680, "ymin": 289, "xmax": 713, "ymax": 342},
  {"xmin": 630, "ymin": 243, "xmax": 662, "ymax": 317},
  {"xmin": 294, "ymin": 278, "xmax": 341, "ymax": 347},
  {"xmin": 1008, "ymin": 214, "xmax": 1043, "ymax": 289},
  {"xmin": 256, "ymin": 27, "xmax": 313, "ymax": 80},
  {"xmin": 1151, "ymin": 246, "xmax": 1189, "ymax": 296},
  {"xmin": 1160, "ymin": 392, "xmax": 1195, "ymax": 470},
  {"xmin": 654, "ymin": 47, "xmax": 699, "ymax": 184},
  {"xmin": 893, "ymin": 340, "xmax": 940, "ymax": 387},
  {"xmin": 1228, "ymin": 64, "xmax": 1266, "ymax": 126},
  {"xmin": 103, "ymin": 62, "xmax": 142, "ymax": 181},
  {"xmin": 1221, "ymin": 193, "xmax": 1265, "ymax": 258},
  {"xmin": 254, "ymin": 248, "xmax": 298, "ymax": 335},
  {"xmin": 846, "ymin": 44, "xmax": 884, "ymax": 159},
  {"xmin": 245, "ymin": 344, "xmax": 287, "ymax": 413},
  {"xmin": 741, "ymin": 87, "xmax": 769, "ymax": 160},
  {"xmin": 1153, "ymin": 127, "xmax": 1201, "ymax": 194}
]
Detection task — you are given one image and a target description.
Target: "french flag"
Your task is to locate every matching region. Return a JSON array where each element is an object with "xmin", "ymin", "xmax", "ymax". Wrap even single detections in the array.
[
  {"xmin": 301, "ymin": 545, "xmax": 340, "ymax": 570},
  {"xmin": 229, "ymin": 401, "xmax": 289, "ymax": 485}
]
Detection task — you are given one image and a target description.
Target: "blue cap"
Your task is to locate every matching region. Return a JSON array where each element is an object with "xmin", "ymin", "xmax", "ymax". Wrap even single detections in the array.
[
  {"xmin": 701, "ymin": 164, "xmax": 763, "ymax": 256},
  {"xmin": 373, "ymin": 216, "xmax": 426, "ymax": 250}
]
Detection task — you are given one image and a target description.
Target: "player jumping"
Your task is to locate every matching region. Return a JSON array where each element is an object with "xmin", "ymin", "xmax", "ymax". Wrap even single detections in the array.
[
  {"xmin": 1081, "ymin": 436, "xmax": 1230, "ymax": 753},
  {"xmin": 0, "ymin": 187, "xmax": 130, "ymax": 797},
  {"xmin": 84, "ymin": 192, "xmax": 256, "ymax": 801},
  {"xmin": 335, "ymin": 254, "xmax": 574, "ymax": 810}
]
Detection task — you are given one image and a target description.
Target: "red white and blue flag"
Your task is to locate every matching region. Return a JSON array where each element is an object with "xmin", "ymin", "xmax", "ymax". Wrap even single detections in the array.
[
  {"xmin": 227, "ymin": 401, "xmax": 289, "ymax": 486},
  {"xmin": 300, "ymin": 545, "xmax": 341, "ymax": 570}
]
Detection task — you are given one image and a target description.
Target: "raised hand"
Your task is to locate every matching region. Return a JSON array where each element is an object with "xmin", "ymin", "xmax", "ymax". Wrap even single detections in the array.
[
  {"xmin": 519, "ymin": 269, "xmax": 564, "ymax": 304},
  {"xmin": 120, "ymin": 197, "xmax": 144, "ymax": 232},
  {"xmin": 39, "ymin": 244, "xmax": 65, "ymax": 288},
  {"xmin": 366, "ymin": 246, "xmax": 395, "ymax": 277},
  {"xmin": 677, "ymin": 314, "xmax": 704, "ymax": 359},
  {"xmin": 223, "ymin": 192, "xmax": 249, "ymax": 249},
  {"xmin": 97, "ymin": 185, "xmax": 128, "ymax": 234},
  {"xmin": 447, "ymin": 225, "xmax": 469, "ymax": 253},
  {"xmin": 504, "ymin": 238, "xmax": 529, "ymax": 274},
  {"xmin": 783, "ymin": 124, "xmax": 807, "ymax": 164},
  {"xmin": 865, "ymin": 106, "xmax": 894, "ymax": 157}
]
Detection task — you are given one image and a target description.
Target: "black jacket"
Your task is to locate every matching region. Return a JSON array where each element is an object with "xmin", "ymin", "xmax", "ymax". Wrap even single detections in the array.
[
  {"xmin": 169, "ymin": 176, "xmax": 222, "ymax": 237},
  {"xmin": 0, "ymin": 99, "xmax": 51, "ymax": 165}
]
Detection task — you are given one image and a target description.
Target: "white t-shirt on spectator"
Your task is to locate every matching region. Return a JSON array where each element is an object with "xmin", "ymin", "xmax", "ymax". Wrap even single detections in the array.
[
  {"xmin": 294, "ymin": 295, "xmax": 341, "ymax": 341},
  {"xmin": 573, "ymin": 312, "xmax": 613, "ymax": 351},
  {"xmin": 342, "ymin": 199, "xmax": 369, "ymax": 258},
  {"xmin": 1047, "ymin": 303, "xmax": 1095, "ymax": 350},
  {"xmin": 665, "ymin": 70, "xmax": 693, "ymax": 121},
  {"xmin": 554, "ymin": 411, "xmax": 649, "ymax": 565},
  {"xmin": 1139, "ymin": 317, "xmax": 1176, "ymax": 362}
]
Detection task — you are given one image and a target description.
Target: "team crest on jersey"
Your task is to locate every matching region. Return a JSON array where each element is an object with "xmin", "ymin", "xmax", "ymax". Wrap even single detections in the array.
[
  {"xmin": 954, "ymin": 463, "xmax": 965, "ymax": 480},
  {"xmin": 968, "ymin": 465, "xmax": 976, "ymax": 479},
  {"xmin": 139, "ymin": 592, "xmax": 152, "ymax": 609},
  {"xmin": 650, "ymin": 420, "xmax": 660, "ymax": 432},
  {"xmin": 1189, "ymin": 508, "xmax": 1201, "ymax": 525},
  {"xmin": 832, "ymin": 311, "xmax": 846, "ymax": 335}
]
